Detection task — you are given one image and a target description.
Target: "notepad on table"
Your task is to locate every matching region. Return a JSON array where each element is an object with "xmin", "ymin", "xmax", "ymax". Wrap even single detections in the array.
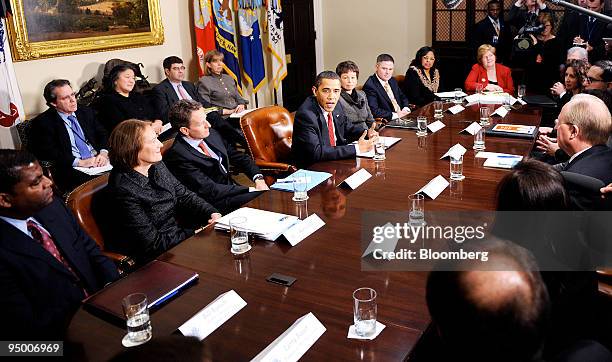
[{"xmin": 270, "ymin": 170, "xmax": 332, "ymax": 192}]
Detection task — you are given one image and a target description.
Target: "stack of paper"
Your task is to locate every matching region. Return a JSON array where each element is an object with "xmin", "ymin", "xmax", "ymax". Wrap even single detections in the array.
[
  {"xmin": 435, "ymin": 91, "xmax": 467, "ymax": 98},
  {"xmin": 271, "ymin": 170, "xmax": 332, "ymax": 192},
  {"xmin": 214, "ymin": 207, "xmax": 299, "ymax": 241},
  {"xmin": 465, "ymin": 92, "xmax": 510, "ymax": 104},
  {"xmin": 355, "ymin": 136, "xmax": 401, "ymax": 158},
  {"xmin": 74, "ymin": 164, "xmax": 113, "ymax": 176}
]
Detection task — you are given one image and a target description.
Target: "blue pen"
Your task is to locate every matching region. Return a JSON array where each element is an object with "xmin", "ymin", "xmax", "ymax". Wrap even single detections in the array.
[{"xmin": 497, "ymin": 155, "xmax": 521, "ymax": 158}]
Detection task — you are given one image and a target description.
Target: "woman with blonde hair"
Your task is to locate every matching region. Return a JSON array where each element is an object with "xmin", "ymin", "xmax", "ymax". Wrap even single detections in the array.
[{"xmin": 465, "ymin": 44, "xmax": 514, "ymax": 94}]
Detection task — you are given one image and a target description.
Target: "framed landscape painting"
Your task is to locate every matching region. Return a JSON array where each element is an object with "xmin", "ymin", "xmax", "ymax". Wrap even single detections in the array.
[{"xmin": 6, "ymin": 0, "xmax": 164, "ymax": 61}]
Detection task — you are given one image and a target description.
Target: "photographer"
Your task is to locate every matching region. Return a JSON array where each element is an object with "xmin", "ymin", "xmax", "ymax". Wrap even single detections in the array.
[{"xmin": 507, "ymin": 0, "xmax": 555, "ymax": 68}]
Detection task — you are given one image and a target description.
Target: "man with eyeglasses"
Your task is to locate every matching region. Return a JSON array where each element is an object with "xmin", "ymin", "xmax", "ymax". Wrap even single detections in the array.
[{"xmin": 585, "ymin": 60, "xmax": 612, "ymax": 90}]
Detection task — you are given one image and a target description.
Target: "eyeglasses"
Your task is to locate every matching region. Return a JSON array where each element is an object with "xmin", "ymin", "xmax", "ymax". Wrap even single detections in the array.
[{"xmin": 171, "ymin": 66, "xmax": 186, "ymax": 71}]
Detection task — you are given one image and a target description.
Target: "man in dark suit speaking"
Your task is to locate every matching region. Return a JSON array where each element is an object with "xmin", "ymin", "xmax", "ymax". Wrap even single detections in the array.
[
  {"xmin": 0, "ymin": 150, "xmax": 119, "ymax": 339},
  {"xmin": 555, "ymin": 93, "xmax": 612, "ymax": 184},
  {"xmin": 30, "ymin": 79, "xmax": 110, "ymax": 192},
  {"xmin": 164, "ymin": 100, "xmax": 268, "ymax": 214},
  {"xmin": 362, "ymin": 54, "xmax": 410, "ymax": 120},
  {"xmin": 291, "ymin": 71, "xmax": 378, "ymax": 167}
]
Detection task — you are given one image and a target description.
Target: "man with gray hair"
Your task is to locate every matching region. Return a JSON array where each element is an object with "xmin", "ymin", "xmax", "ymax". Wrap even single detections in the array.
[{"xmin": 555, "ymin": 94, "xmax": 612, "ymax": 184}]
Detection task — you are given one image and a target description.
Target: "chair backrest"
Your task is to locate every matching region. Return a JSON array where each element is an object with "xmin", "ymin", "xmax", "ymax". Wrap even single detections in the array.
[
  {"xmin": 394, "ymin": 74, "xmax": 406, "ymax": 91},
  {"xmin": 161, "ymin": 137, "xmax": 174, "ymax": 156},
  {"xmin": 65, "ymin": 174, "xmax": 110, "ymax": 249},
  {"xmin": 15, "ymin": 120, "xmax": 33, "ymax": 151},
  {"xmin": 240, "ymin": 106, "xmax": 294, "ymax": 164},
  {"xmin": 561, "ymin": 171, "xmax": 607, "ymax": 210}
]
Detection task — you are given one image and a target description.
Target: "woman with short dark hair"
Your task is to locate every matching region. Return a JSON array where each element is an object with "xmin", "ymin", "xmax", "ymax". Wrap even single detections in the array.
[
  {"xmin": 335, "ymin": 60, "xmax": 373, "ymax": 129},
  {"xmin": 105, "ymin": 120, "xmax": 220, "ymax": 262},
  {"xmin": 403, "ymin": 46, "xmax": 443, "ymax": 107},
  {"xmin": 96, "ymin": 65, "xmax": 163, "ymax": 134}
]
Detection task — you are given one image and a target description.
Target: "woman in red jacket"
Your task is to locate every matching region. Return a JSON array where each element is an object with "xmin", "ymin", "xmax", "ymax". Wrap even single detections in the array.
[{"xmin": 465, "ymin": 44, "xmax": 515, "ymax": 95}]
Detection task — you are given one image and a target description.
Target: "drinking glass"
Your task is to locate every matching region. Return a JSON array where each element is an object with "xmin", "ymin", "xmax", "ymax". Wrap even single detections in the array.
[
  {"xmin": 517, "ymin": 84, "xmax": 526, "ymax": 99},
  {"xmin": 416, "ymin": 116, "xmax": 428, "ymax": 137},
  {"xmin": 373, "ymin": 139, "xmax": 386, "ymax": 161},
  {"xmin": 409, "ymin": 193, "xmax": 425, "ymax": 226},
  {"xmin": 474, "ymin": 127, "xmax": 486, "ymax": 150},
  {"xmin": 353, "ymin": 287, "xmax": 377, "ymax": 337},
  {"xmin": 292, "ymin": 172, "xmax": 309, "ymax": 202},
  {"xmin": 122, "ymin": 293, "xmax": 152, "ymax": 345},
  {"xmin": 454, "ymin": 88, "xmax": 463, "ymax": 104},
  {"xmin": 475, "ymin": 83, "xmax": 484, "ymax": 94},
  {"xmin": 433, "ymin": 101, "xmax": 444, "ymax": 119},
  {"xmin": 450, "ymin": 154, "xmax": 465, "ymax": 181},
  {"xmin": 479, "ymin": 106, "xmax": 490, "ymax": 126},
  {"xmin": 503, "ymin": 93, "xmax": 512, "ymax": 110},
  {"xmin": 230, "ymin": 216, "xmax": 250, "ymax": 254}
]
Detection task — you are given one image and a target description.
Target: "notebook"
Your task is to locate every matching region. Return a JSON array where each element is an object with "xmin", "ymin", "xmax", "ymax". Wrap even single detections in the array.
[{"xmin": 84, "ymin": 260, "xmax": 199, "ymax": 321}]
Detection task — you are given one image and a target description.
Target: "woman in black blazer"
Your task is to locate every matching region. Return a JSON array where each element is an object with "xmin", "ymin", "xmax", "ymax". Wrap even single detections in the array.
[
  {"xmin": 104, "ymin": 120, "xmax": 221, "ymax": 262},
  {"xmin": 403, "ymin": 46, "xmax": 443, "ymax": 107},
  {"xmin": 96, "ymin": 65, "xmax": 163, "ymax": 134}
]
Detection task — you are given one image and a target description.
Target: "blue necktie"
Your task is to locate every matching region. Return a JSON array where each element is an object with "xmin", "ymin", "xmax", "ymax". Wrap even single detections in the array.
[{"xmin": 67, "ymin": 115, "xmax": 92, "ymax": 159}]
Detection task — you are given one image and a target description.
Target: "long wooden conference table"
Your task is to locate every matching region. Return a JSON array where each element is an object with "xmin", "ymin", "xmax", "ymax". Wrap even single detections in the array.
[{"xmin": 65, "ymin": 102, "xmax": 542, "ymax": 361}]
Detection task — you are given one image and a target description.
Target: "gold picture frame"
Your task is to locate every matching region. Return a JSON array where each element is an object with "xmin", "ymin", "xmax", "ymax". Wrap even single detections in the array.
[{"xmin": 6, "ymin": 0, "xmax": 164, "ymax": 62}]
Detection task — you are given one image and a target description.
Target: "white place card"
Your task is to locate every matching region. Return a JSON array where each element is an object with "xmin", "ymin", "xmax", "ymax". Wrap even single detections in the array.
[
  {"xmin": 461, "ymin": 122, "xmax": 483, "ymax": 135},
  {"xmin": 347, "ymin": 321, "xmax": 386, "ymax": 340},
  {"xmin": 440, "ymin": 143, "xmax": 467, "ymax": 160},
  {"xmin": 417, "ymin": 175, "xmax": 450, "ymax": 200},
  {"xmin": 74, "ymin": 164, "xmax": 113, "ymax": 176},
  {"xmin": 251, "ymin": 312, "xmax": 326, "ymax": 362},
  {"xmin": 178, "ymin": 290, "xmax": 247, "ymax": 341},
  {"xmin": 517, "ymin": 98, "xmax": 527, "ymax": 105},
  {"xmin": 491, "ymin": 106, "xmax": 509, "ymax": 118},
  {"xmin": 447, "ymin": 105, "xmax": 465, "ymax": 114},
  {"xmin": 427, "ymin": 120, "xmax": 446, "ymax": 133},
  {"xmin": 282, "ymin": 214, "xmax": 325, "ymax": 246},
  {"xmin": 341, "ymin": 168, "xmax": 372, "ymax": 190},
  {"xmin": 362, "ymin": 222, "xmax": 400, "ymax": 259}
]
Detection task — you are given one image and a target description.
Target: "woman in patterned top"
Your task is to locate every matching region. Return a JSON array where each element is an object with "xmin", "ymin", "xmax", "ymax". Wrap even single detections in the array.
[{"xmin": 403, "ymin": 46, "xmax": 443, "ymax": 107}]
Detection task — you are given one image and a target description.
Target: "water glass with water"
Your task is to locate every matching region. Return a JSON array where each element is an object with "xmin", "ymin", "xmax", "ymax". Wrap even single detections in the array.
[
  {"xmin": 503, "ymin": 93, "xmax": 512, "ymax": 110},
  {"xmin": 416, "ymin": 116, "xmax": 428, "ymax": 137},
  {"xmin": 474, "ymin": 127, "xmax": 486, "ymax": 150},
  {"xmin": 517, "ymin": 84, "xmax": 526, "ymax": 99},
  {"xmin": 450, "ymin": 154, "xmax": 465, "ymax": 181},
  {"xmin": 292, "ymin": 172, "xmax": 309, "ymax": 202},
  {"xmin": 122, "ymin": 293, "xmax": 152, "ymax": 345},
  {"xmin": 230, "ymin": 216, "xmax": 250, "ymax": 254},
  {"xmin": 373, "ymin": 139, "xmax": 386, "ymax": 161},
  {"xmin": 409, "ymin": 193, "xmax": 425, "ymax": 226},
  {"xmin": 479, "ymin": 106, "xmax": 490, "ymax": 126},
  {"xmin": 454, "ymin": 88, "xmax": 463, "ymax": 104},
  {"xmin": 433, "ymin": 101, "xmax": 444, "ymax": 119},
  {"xmin": 476, "ymin": 83, "xmax": 484, "ymax": 94},
  {"xmin": 353, "ymin": 287, "xmax": 377, "ymax": 337}
]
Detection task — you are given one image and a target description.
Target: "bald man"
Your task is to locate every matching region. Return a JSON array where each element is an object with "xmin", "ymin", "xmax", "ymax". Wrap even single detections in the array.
[
  {"xmin": 554, "ymin": 94, "xmax": 612, "ymax": 184},
  {"xmin": 425, "ymin": 240, "xmax": 550, "ymax": 362}
]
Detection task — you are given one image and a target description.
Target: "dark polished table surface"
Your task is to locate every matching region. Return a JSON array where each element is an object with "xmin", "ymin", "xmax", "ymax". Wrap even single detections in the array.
[{"xmin": 66, "ymin": 102, "xmax": 542, "ymax": 361}]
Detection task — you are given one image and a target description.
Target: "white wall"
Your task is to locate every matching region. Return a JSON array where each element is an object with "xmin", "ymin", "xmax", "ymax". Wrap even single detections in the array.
[{"xmin": 322, "ymin": 0, "xmax": 432, "ymax": 83}]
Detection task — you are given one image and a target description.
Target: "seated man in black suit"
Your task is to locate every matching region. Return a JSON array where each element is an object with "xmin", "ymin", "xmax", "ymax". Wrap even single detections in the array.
[
  {"xmin": 153, "ymin": 56, "xmax": 246, "ymax": 146},
  {"xmin": 555, "ymin": 93, "xmax": 612, "ymax": 184},
  {"xmin": 163, "ymin": 99, "xmax": 268, "ymax": 214},
  {"xmin": 30, "ymin": 79, "xmax": 109, "ymax": 192},
  {"xmin": 0, "ymin": 150, "xmax": 119, "ymax": 340},
  {"xmin": 472, "ymin": 0, "xmax": 512, "ymax": 63},
  {"xmin": 291, "ymin": 71, "xmax": 378, "ymax": 167},
  {"xmin": 362, "ymin": 54, "xmax": 410, "ymax": 120}
]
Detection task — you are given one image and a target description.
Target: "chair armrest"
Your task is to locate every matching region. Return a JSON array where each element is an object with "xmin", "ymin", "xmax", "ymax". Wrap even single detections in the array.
[{"xmin": 255, "ymin": 160, "xmax": 297, "ymax": 172}]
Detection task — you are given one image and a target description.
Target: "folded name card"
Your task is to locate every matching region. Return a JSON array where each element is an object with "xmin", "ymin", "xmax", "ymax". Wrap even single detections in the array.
[
  {"xmin": 491, "ymin": 106, "xmax": 509, "ymax": 118},
  {"xmin": 282, "ymin": 214, "xmax": 325, "ymax": 246},
  {"xmin": 340, "ymin": 168, "xmax": 372, "ymax": 190},
  {"xmin": 251, "ymin": 312, "xmax": 326, "ymax": 362},
  {"xmin": 362, "ymin": 222, "xmax": 400, "ymax": 259},
  {"xmin": 440, "ymin": 143, "xmax": 467, "ymax": 160},
  {"xmin": 178, "ymin": 290, "xmax": 247, "ymax": 341},
  {"xmin": 447, "ymin": 105, "xmax": 465, "ymax": 114},
  {"xmin": 461, "ymin": 122, "xmax": 483, "ymax": 135},
  {"xmin": 417, "ymin": 175, "xmax": 450, "ymax": 200},
  {"xmin": 427, "ymin": 120, "xmax": 446, "ymax": 134}
]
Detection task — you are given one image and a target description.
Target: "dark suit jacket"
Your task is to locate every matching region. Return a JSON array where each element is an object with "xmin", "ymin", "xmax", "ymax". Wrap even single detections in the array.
[
  {"xmin": 0, "ymin": 198, "xmax": 118, "ymax": 340},
  {"xmin": 96, "ymin": 91, "xmax": 159, "ymax": 133},
  {"xmin": 29, "ymin": 106, "xmax": 108, "ymax": 191},
  {"xmin": 291, "ymin": 96, "xmax": 365, "ymax": 167},
  {"xmin": 104, "ymin": 162, "xmax": 218, "ymax": 262},
  {"xmin": 564, "ymin": 145, "xmax": 612, "ymax": 184},
  {"xmin": 472, "ymin": 17, "xmax": 512, "ymax": 63},
  {"xmin": 362, "ymin": 74, "xmax": 410, "ymax": 120},
  {"xmin": 163, "ymin": 131, "xmax": 262, "ymax": 213},
  {"xmin": 577, "ymin": 16, "xmax": 612, "ymax": 63},
  {"xmin": 153, "ymin": 79, "xmax": 207, "ymax": 124}
]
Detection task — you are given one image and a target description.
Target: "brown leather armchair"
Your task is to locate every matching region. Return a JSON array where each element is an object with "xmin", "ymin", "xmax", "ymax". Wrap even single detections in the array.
[
  {"xmin": 161, "ymin": 137, "xmax": 174, "ymax": 155},
  {"xmin": 65, "ymin": 174, "xmax": 135, "ymax": 273},
  {"xmin": 240, "ymin": 106, "xmax": 296, "ymax": 175}
]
